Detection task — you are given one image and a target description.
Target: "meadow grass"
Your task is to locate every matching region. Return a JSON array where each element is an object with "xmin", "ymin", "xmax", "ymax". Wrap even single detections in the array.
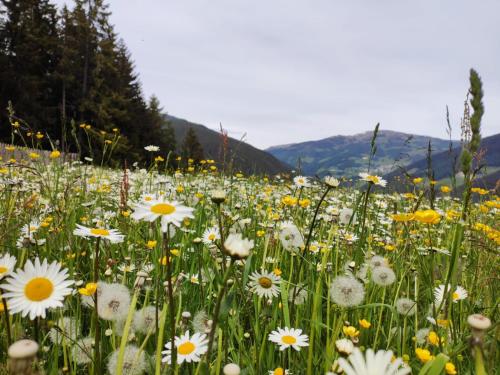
[{"xmin": 0, "ymin": 151, "xmax": 498, "ymax": 375}]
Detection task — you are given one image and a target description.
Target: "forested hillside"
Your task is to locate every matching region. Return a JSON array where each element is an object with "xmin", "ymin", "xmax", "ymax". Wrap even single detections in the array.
[{"xmin": 0, "ymin": 0, "xmax": 175, "ymax": 164}]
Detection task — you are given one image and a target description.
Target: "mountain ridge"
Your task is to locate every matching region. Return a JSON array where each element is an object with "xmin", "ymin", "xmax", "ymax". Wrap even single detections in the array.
[
  {"xmin": 163, "ymin": 114, "xmax": 291, "ymax": 175},
  {"xmin": 266, "ymin": 130, "xmax": 460, "ymax": 177}
]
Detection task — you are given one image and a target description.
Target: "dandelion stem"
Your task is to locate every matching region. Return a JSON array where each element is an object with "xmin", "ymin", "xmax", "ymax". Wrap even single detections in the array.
[
  {"xmin": 206, "ymin": 259, "xmax": 234, "ymax": 365},
  {"xmin": 163, "ymin": 229, "xmax": 177, "ymax": 371},
  {"xmin": 1, "ymin": 290, "xmax": 12, "ymax": 347},
  {"xmin": 93, "ymin": 236, "xmax": 101, "ymax": 375}
]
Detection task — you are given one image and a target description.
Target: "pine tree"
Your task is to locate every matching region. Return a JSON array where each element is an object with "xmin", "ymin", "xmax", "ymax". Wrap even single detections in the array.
[
  {"xmin": 0, "ymin": 0, "xmax": 61, "ymax": 141},
  {"xmin": 182, "ymin": 126, "xmax": 204, "ymax": 163}
]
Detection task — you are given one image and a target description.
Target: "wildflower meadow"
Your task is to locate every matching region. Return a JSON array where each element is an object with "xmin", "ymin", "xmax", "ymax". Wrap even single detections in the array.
[{"xmin": 0, "ymin": 74, "xmax": 498, "ymax": 375}]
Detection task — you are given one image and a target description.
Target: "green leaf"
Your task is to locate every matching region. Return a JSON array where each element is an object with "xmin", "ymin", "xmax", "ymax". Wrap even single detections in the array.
[{"xmin": 418, "ymin": 353, "xmax": 449, "ymax": 375}]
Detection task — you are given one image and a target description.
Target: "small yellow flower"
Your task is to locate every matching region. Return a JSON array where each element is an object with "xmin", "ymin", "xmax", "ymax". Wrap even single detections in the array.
[
  {"xmin": 170, "ymin": 249, "xmax": 180, "ymax": 257},
  {"xmin": 299, "ymin": 198, "xmax": 311, "ymax": 208},
  {"xmin": 5, "ymin": 145, "xmax": 15, "ymax": 152},
  {"xmin": 414, "ymin": 209, "xmax": 441, "ymax": 225},
  {"xmin": 445, "ymin": 362, "xmax": 457, "ymax": 375},
  {"xmin": 359, "ymin": 319, "xmax": 371, "ymax": 329},
  {"xmin": 49, "ymin": 150, "xmax": 61, "ymax": 159},
  {"xmin": 146, "ymin": 240, "xmax": 157, "ymax": 249},
  {"xmin": 155, "ymin": 156, "xmax": 164, "ymax": 162},
  {"xmin": 79, "ymin": 282, "xmax": 98, "ymax": 296},
  {"xmin": 273, "ymin": 268, "xmax": 282, "ymax": 277},
  {"xmin": 343, "ymin": 326, "xmax": 360, "ymax": 338},
  {"xmin": 471, "ymin": 187, "xmax": 489, "ymax": 195},
  {"xmin": 440, "ymin": 185, "xmax": 451, "ymax": 193},
  {"xmin": 121, "ymin": 210, "xmax": 130, "ymax": 217},
  {"xmin": 256, "ymin": 230, "xmax": 266, "ymax": 237},
  {"xmin": 29, "ymin": 152, "xmax": 40, "ymax": 160},
  {"xmin": 413, "ymin": 177, "xmax": 423, "ymax": 184},
  {"xmin": 384, "ymin": 244, "xmax": 395, "ymax": 252},
  {"xmin": 391, "ymin": 213, "xmax": 414, "ymax": 222},
  {"xmin": 415, "ymin": 348, "xmax": 433, "ymax": 363},
  {"xmin": 427, "ymin": 331, "xmax": 440, "ymax": 346}
]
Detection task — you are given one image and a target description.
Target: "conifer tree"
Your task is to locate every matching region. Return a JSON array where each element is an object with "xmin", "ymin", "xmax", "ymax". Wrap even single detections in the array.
[{"xmin": 182, "ymin": 126, "xmax": 204, "ymax": 163}]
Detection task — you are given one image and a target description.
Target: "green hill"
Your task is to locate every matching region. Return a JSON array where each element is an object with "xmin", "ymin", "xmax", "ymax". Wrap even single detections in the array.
[
  {"xmin": 384, "ymin": 133, "xmax": 500, "ymax": 191},
  {"xmin": 164, "ymin": 115, "xmax": 290, "ymax": 175}
]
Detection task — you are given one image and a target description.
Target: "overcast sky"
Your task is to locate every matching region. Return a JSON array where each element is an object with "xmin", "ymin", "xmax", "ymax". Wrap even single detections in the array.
[{"xmin": 55, "ymin": 0, "xmax": 500, "ymax": 149}]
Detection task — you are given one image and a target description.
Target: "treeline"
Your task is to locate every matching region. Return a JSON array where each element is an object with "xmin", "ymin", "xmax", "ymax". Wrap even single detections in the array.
[{"xmin": 0, "ymin": 0, "xmax": 179, "ymax": 164}]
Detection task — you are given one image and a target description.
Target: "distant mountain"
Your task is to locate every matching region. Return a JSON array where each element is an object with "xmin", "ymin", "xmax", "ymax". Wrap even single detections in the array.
[
  {"xmin": 164, "ymin": 115, "xmax": 290, "ymax": 175},
  {"xmin": 267, "ymin": 130, "xmax": 459, "ymax": 177},
  {"xmin": 384, "ymin": 133, "xmax": 500, "ymax": 191}
]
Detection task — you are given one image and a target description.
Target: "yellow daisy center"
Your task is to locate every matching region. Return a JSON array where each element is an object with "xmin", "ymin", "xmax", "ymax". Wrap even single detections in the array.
[
  {"xmin": 366, "ymin": 175, "xmax": 379, "ymax": 184},
  {"xmin": 24, "ymin": 277, "xmax": 54, "ymax": 301},
  {"xmin": 208, "ymin": 233, "xmax": 216, "ymax": 241},
  {"xmin": 90, "ymin": 228, "xmax": 110, "ymax": 236},
  {"xmin": 258, "ymin": 277, "xmax": 273, "ymax": 289},
  {"xmin": 452, "ymin": 292, "xmax": 459, "ymax": 300},
  {"xmin": 274, "ymin": 368, "xmax": 284, "ymax": 375},
  {"xmin": 282, "ymin": 335, "xmax": 296, "ymax": 345},
  {"xmin": 0, "ymin": 266, "xmax": 8, "ymax": 274},
  {"xmin": 150, "ymin": 203, "xmax": 176, "ymax": 215},
  {"xmin": 178, "ymin": 341, "xmax": 195, "ymax": 355},
  {"xmin": 144, "ymin": 196, "xmax": 152, "ymax": 201}
]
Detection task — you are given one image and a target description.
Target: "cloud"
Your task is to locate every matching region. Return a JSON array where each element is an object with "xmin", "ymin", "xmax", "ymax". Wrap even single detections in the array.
[{"xmin": 54, "ymin": 0, "xmax": 500, "ymax": 148}]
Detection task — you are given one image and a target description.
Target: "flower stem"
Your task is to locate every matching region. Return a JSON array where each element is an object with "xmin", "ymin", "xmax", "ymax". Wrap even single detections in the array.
[
  {"xmin": 206, "ymin": 260, "xmax": 234, "ymax": 365},
  {"xmin": 0, "ymin": 289, "xmax": 12, "ymax": 347},
  {"xmin": 93, "ymin": 236, "xmax": 101, "ymax": 375}
]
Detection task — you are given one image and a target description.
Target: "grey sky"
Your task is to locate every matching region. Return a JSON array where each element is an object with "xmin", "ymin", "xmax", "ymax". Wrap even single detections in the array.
[{"xmin": 55, "ymin": 0, "xmax": 500, "ymax": 149}]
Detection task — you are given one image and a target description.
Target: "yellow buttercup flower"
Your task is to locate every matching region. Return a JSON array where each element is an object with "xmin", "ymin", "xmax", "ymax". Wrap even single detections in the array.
[
  {"xmin": 445, "ymin": 362, "xmax": 457, "ymax": 375},
  {"xmin": 427, "ymin": 331, "xmax": 440, "ymax": 346},
  {"xmin": 49, "ymin": 150, "xmax": 61, "ymax": 159},
  {"xmin": 343, "ymin": 326, "xmax": 359, "ymax": 337},
  {"xmin": 359, "ymin": 319, "xmax": 371, "ymax": 329},
  {"xmin": 78, "ymin": 282, "xmax": 98, "ymax": 296},
  {"xmin": 146, "ymin": 240, "xmax": 157, "ymax": 249},
  {"xmin": 414, "ymin": 209, "xmax": 441, "ymax": 224},
  {"xmin": 440, "ymin": 185, "xmax": 451, "ymax": 193},
  {"xmin": 415, "ymin": 348, "xmax": 433, "ymax": 363}
]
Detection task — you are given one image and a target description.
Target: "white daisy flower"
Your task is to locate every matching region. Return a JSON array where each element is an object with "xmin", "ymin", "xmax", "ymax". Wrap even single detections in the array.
[
  {"xmin": 131, "ymin": 198, "xmax": 194, "ymax": 232},
  {"xmin": 73, "ymin": 224, "xmax": 124, "ymax": 243},
  {"xmin": 248, "ymin": 270, "xmax": 281, "ymax": 299},
  {"xmin": 144, "ymin": 145, "xmax": 160, "ymax": 152},
  {"xmin": 268, "ymin": 368, "xmax": 291, "ymax": 375},
  {"xmin": 1, "ymin": 258, "xmax": 74, "ymax": 320},
  {"xmin": 268, "ymin": 327, "xmax": 309, "ymax": 351},
  {"xmin": 293, "ymin": 176, "xmax": 310, "ymax": 188},
  {"xmin": 0, "ymin": 253, "xmax": 17, "ymax": 279},
  {"xmin": 202, "ymin": 227, "xmax": 220, "ymax": 245},
  {"xmin": 338, "ymin": 348, "xmax": 410, "ymax": 375},
  {"xmin": 434, "ymin": 284, "xmax": 468, "ymax": 305},
  {"xmin": 359, "ymin": 173, "xmax": 387, "ymax": 187},
  {"xmin": 162, "ymin": 330, "xmax": 208, "ymax": 364}
]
